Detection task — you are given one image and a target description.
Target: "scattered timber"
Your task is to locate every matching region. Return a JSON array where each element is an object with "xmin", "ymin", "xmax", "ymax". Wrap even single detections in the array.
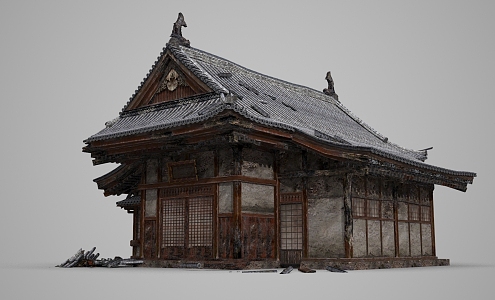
[
  {"xmin": 56, "ymin": 247, "xmax": 143, "ymax": 268},
  {"xmin": 280, "ymin": 266, "xmax": 294, "ymax": 274},
  {"xmin": 179, "ymin": 262, "xmax": 202, "ymax": 269},
  {"xmin": 241, "ymin": 269, "xmax": 278, "ymax": 273},
  {"xmin": 326, "ymin": 266, "xmax": 347, "ymax": 273},
  {"xmin": 298, "ymin": 266, "xmax": 316, "ymax": 273}
]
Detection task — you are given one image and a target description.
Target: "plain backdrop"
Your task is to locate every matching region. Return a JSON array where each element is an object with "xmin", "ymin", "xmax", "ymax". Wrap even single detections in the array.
[{"xmin": 1, "ymin": 1, "xmax": 493, "ymax": 299}]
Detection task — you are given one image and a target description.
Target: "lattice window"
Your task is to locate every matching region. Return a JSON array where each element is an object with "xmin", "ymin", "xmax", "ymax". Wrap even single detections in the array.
[
  {"xmin": 280, "ymin": 203, "xmax": 303, "ymax": 250},
  {"xmin": 162, "ymin": 196, "xmax": 213, "ymax": 248},
  {"xmin": 421, "ymin": 206, "xmax": 431, "ymax": 222},
  {"xmin": 409, "ymin": 204, "xmax": 420, "ymax": 221},
  {"xmin": 353, "ymin": 198, "xmax": 366, "ymax": 217},
  {"xmin": 162, "ymin": 199, "xmax": 185, "ymax": 246},
  {"xmin": 367, "ymin": 200, "xmax": 380, "ymax": 218},
  {"xmin": 188, "ymin": 196, "xmax": 213, "ymax": 247}
]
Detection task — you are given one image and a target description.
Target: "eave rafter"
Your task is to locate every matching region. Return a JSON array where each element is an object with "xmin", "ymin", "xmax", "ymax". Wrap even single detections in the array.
[{"xmin": 84, "ymin": 112, "xmax": 474, "ymax": 191}]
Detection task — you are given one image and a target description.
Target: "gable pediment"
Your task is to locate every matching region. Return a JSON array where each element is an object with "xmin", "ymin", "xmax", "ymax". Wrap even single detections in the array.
[{"xmin": 124, "ymin": 51, "xmax": 213, "ymax": 111}]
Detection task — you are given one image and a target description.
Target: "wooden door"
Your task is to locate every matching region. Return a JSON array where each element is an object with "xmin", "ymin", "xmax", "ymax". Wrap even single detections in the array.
[
  {"xmin": 161, "ymin": 195, "xmax": 213, "ymax": 260},
  {"xmin": 280, "ymin": 193, "xmax": 304, "ymax": 266}
]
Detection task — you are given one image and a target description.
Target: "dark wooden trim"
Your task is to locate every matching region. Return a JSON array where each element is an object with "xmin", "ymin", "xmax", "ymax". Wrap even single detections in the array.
[
  {"xmin": 430, "ymin": 186, "xmax": 436, "ymax": 256},
  {"xmin": 301, "ymin": 150, "xmax": 309, "ymax": 259},
  {"xmin": 213, "ymin": 183, "xmax": 219, "ymax": 259},
  {"xmin": 393, "ymin": 184, "xmax": 400, "ymax": 257},
  {"xmin": 343, "ymin": 173, "xmax": 353, "ymax": 258},
  {"xmin": 241, "ymin": 212, "xmax": 275, "ymax": 218},
  {"xmin": 138, "ymin": 175, "xmax": 276, "ymax": 190},
  {"xmin": 232, "ymin": 145, "xmax": 242, "ymax": 259},
  {"xmin": 364, "ymin": 177, "xmax": 369, "ymax": 256},
  {"xmin": 274, "ymin": 151, "xmax": 280, "ymax": 261},
  {"xmin": 379, "ymin": 178, "xmax": 384, "ymax": 257}
]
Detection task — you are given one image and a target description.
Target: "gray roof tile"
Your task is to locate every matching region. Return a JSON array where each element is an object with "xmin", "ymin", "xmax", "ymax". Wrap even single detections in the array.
[{"xmin": 85, "ymin": 43, "xmax": 476, "ymax": 179}]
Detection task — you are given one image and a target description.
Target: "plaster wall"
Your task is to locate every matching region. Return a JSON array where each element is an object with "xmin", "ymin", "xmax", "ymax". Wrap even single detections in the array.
[
  {"xmin": 421, "ymin": 224, "xmax": 433, "ymax": 255},
  {"xmin": 410, "ymin": 223, "xmax": 422, "ymax": 256},
  {"xmin": 398, "ymin": 222, "xmax": 410, "ymax": 256},
  {"xmin": 398, "ymin": 202, "xmax": 408, "ymax": 220},
  {"xmin": 279, "ymin": 178, "xmax": 303, "ymax": 193},
  {"xmin": 145, "ymin": 189, "xmax": 157, "ymax": 217},
  {"xmin": 367, "ymin": 220, "xmax": 381, "ymax": 256},
  {"xmin": 146, "ymin": 159, "xmax": 159, "ymax": 184},
  {"xmin": 191, "ymin": 151, "xmax": 215, "ymax": 179},
  {"xmin": 279, "ymin": 150, "xmax": 302, "ymax": 173},
  {"xmin": 218, "ymin": 148, "xmax": 234, "ymax": 176},
  {"xmin": 382, "ymin": 221, "xmax": 395, "ymax": 257},
  {"xmin": 241, "ymin": 183, "xmax": 274, "ymax": 214},
  {"xmin": 242, "ymin": 148, "xmax": 273, "ymax": 179},
  {"xmin": 307, "ymin": 177, "xmax": 344, "ymax": 258},
  {"xmin": 352, "ymin": 219, "xmax": 367, "ymax": 257},
  {"xmin": 218, "ymin": 182, "xmax": 233, "ymax": 214}
]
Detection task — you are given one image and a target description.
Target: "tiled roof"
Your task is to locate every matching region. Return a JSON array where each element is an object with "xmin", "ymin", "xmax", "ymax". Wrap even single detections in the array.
[
  {"xmin": 116, "ymin": 195, "xmax": 141, "ymax": 208},
  {"xmin": 85, "ymin": 43, "xmax": 476, "ymax": 179}
]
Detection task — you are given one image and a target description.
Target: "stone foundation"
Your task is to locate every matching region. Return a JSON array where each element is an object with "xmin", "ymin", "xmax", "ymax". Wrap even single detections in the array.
[
  {"xmin": 140, "ymin": 257, "xmax": 449, "ymax": 270},
  {"xmin": 301, "ymin": 256, "xmax": 449, "ymax": 270}
]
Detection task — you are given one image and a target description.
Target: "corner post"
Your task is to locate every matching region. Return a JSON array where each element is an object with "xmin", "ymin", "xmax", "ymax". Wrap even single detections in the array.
[
  {"xmin": 343, "ymin": 173, "xmax": 353, "ymax": 258},
  {"xmin": 232, "ymin": 145, "xmax": 243, "ymax": 259}
]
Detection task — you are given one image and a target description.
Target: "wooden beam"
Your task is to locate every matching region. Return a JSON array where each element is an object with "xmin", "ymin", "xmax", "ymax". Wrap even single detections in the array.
[{"xmin": 343, "ymin": 173, "xmax": 353, "ymax": 258}]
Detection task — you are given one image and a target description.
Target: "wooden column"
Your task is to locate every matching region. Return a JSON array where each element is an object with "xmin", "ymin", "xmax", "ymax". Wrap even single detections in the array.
[
  {"xmin": 274, "ymin": 150, "xmax": 280, "ymax": 261},
  {"xmin": 232, "ymin": 145, "xmax": 242, "ymax": 259},
  {"xmin": 430, "ymin": 186, "xmax": 436, "ymax": 256},
  {"xmin": 301, "ymin": 150, "xmax": 309, "ymax": 259},
  {"xmin": 343, "ymin": 173, "xmax": 353, "ymax": 258},
  {"xmin": 393, "ymin": 184, "xmax": 400, "ymax": 257}
]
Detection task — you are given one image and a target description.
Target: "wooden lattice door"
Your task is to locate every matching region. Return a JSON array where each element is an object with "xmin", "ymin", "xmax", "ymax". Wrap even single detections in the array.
[
  {"xmin": 161, "ymin": 186, "xmax": 214, "ymax": 260},
  {"xmin": 280, "ymin": 193, "xmax": 304, "ymax": 267}
]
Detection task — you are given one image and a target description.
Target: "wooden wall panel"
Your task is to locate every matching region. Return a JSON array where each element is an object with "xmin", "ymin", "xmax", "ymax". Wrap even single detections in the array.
[
  {"xmin": 218, "ymin": 216, "xmax": 234, "ymax": 259},
  {"xmin": 143, "ymin": 220, "xmax": 157, "ymax": 259},
  {"xmin": 241, "ymin": 215, "xmax": 275, "ymax": 260}
]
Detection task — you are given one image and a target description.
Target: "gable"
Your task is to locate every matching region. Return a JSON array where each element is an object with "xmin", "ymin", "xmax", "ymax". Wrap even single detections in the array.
[{"xmin": 124, "ymin": 51, "xmax": 213, "ymax": 111}]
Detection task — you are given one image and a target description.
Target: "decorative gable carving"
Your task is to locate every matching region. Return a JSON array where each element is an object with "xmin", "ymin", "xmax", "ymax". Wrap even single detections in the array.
[
  {"xmin": 160, "ymin": 69, "xmax": 185, "ymax": 92},
  {"xmin": 124, "ymin": 53, "xmax": 213, "ymax": 111}
]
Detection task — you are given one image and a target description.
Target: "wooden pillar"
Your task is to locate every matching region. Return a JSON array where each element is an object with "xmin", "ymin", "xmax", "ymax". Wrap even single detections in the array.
[
  {"xmin": 232, "ymin": 145, "xmax": 242, "ymax": 259},
  {"xmin": 430, "ymin": 185, "xmax": 436, "ymax": 256},
  {"xmin": 274, "ymin": 150, "xmax": 280, "ymax": 261},
  {"xmin": 393, "ymin": 183, "xmax": 400, "ymax": 257},
  {"xmin": 301, "ymin": 150, "xmax": 309, "ymax": 259},
  {"xmin": 343, "ymin": 173, "xmax": 353, "ymax": 258}
]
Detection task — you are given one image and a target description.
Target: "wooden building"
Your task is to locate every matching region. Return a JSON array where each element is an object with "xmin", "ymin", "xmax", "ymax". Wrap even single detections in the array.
[{"xmin": 83, "ymin": 14, "xmax": 475, "ymax": 270}]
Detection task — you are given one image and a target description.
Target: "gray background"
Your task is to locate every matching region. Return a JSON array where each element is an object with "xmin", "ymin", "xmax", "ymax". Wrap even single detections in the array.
[{"xmin": 1, "ymin": 0, "xmax": 493, "ymax": 298}]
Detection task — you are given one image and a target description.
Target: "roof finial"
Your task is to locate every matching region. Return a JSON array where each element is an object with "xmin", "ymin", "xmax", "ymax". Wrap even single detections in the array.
[
  {"xmin": 323, "ymin": 71, "xmax": 339, "ymax": 101},
  {"xmin": 170, "ymin": 12, "xmax": 190, "ymax": 47}
]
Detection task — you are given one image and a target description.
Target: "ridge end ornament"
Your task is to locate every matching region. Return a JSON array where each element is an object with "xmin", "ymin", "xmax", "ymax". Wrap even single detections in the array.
[
  {"xmin": 323, "ymin": 71, "xmax": 339, "ymax": 101},
  {"xmin": 169, "ymin": 12, "xmax": 190, "ymax": 47}
]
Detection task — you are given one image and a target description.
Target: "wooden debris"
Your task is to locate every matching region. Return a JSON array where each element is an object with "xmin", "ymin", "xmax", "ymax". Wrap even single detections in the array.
[
  {"xmin": 241, "ymin": 269, "xmax": 278, "ymax": 273},
  {"xmin": 326, "ymin": 266, "xmax": 347, "ymax": 273},
  {"xmin": 298, "ymin": 266, "xmax": 316, "ymax": 273},
  {"xmin": 56, "ymin": 247, "xmax": 143, "ymax": 268},
  {"xmin": 280, "ymin": 266, "xmax": 294, "ymax": 274}
]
